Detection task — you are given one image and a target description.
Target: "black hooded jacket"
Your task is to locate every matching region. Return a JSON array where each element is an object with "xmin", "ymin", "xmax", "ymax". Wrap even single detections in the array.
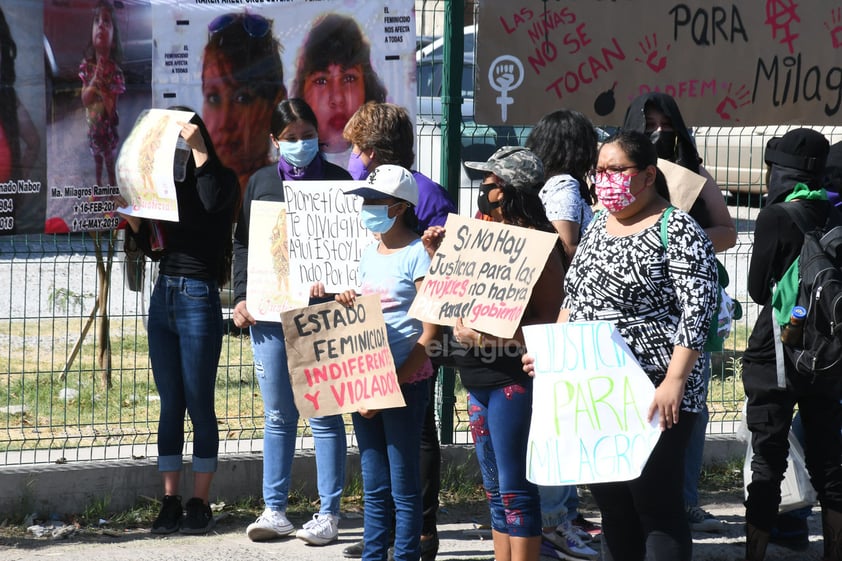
[{"xmin": 622, "ymin": 92, "xmax": 712, "ymax": 227}]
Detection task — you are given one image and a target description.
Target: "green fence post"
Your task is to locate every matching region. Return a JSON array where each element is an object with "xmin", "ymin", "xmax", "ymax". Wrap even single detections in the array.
[{"xmin": 437, "ymin": 0, "xmax": 465, "ymax": 445}]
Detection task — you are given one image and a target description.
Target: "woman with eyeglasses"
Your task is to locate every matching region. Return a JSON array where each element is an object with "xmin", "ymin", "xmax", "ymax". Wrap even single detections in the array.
[
  {"xmin": 232, "ymin": 98, "xmax": 351, "ymax": 545},
  {"xmin": 623, "ymin": 92, "xmax": 736, "ymax": 534},
  {"xmin": 524, "ymin": 130, "xmax": 718, "ymax": 561},
  {"xmin": 291, "ymin": 13, "xmax": 387, "ymax": 169},
  {"xmin": 202, "ymin": 11, "xmax": 286, "ymax": 205}
]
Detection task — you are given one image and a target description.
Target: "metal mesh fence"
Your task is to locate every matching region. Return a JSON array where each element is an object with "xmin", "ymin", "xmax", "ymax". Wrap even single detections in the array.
[{"xmin": 3, "ymin": 1, "xmax": 839, "ymax": 465}]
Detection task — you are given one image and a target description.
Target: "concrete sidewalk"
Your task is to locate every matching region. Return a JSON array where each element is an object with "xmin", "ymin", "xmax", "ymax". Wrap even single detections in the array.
[{"xmin": 1, "ymin": 497, "xmax": 830, "ymax": 561}]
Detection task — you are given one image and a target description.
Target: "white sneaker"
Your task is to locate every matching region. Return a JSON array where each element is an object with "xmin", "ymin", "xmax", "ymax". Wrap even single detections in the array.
[
  {"xmin": 296, "ymin": 513, "xmax": 339, "ymax": 545},
  {"xmin": 246, "ymin": 508, "xmax": 294, "ymax": 542},
  {"xmin": 541, "ymin": 520, "xmax": 598, "ymax": 560}
]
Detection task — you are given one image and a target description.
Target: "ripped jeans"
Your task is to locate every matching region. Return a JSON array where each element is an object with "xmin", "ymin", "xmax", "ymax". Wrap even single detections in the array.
[{"xmin": 251, "ymin": 322, "xmax": 346, "ymax": 515}]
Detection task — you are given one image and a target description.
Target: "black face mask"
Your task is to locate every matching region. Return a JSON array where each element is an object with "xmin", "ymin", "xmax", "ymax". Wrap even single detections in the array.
[
  {"xmin": 477, "ymin": 185, "xmax": 501, "ymax": 215},
  {"xmin": 649, "ymin": 130, "xmax": 677, "ymax": 161}
]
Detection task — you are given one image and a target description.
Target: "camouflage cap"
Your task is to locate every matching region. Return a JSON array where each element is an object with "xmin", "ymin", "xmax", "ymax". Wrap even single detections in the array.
[{"xmin": 464, "ymin": 146, "xmax": 544, "ymax": 190}]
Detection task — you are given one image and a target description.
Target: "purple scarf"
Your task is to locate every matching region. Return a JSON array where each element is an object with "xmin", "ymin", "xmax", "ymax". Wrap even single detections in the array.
[{"xmin": 277, "ymin": 154, "xmax": 325, "ymax": 181}]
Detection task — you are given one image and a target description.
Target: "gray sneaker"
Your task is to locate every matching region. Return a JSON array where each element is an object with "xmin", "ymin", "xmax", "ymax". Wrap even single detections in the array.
[
  {"xmin": 687, "ymin": 506, "xmax": 724, "ymax": 533},
  {"xmin": 246, "ymin": 508, "xmax": 295, "ymax": 541},
  {"xmin": 541, "ymin": 520, "xmax": 598, "ymax": 560},
  {"xmin": 296, "ymin": 513, "xmax": 339, "ymax": 545}
]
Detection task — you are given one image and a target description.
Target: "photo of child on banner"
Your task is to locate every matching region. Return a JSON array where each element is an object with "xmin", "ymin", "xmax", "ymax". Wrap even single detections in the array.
[
  {"xmin": 522, "ymin": 321, "xmax": 662, "ymax": 486},
  {"xmin": 409, "ymin": 213, "xmax": 558, "ymax": 338},
  {"xmin": 280, "ymin": 294, "xmax": 404, "ymax": 417},
  {"xmin": 115, "ymin": 108, "xmax": 194, "ymax": 221}
]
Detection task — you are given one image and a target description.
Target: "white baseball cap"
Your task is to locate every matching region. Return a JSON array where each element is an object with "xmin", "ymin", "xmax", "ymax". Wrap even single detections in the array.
[{"xmin": 343, "ymin": 164, "xmax": 419, "ymax": 206}]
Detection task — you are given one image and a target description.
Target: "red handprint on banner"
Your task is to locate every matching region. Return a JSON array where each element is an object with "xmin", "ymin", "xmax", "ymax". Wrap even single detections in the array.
[
  {"xmin": 825, "ymin": 6, "xmax": 842, "ymax": 48},
  {"xmin": 716, "ymin": 83, "xmax": 752, "ymax": 122},
  {"xmin": 634, "ymin": 33, "xmax": 671, "ymax": 74}
]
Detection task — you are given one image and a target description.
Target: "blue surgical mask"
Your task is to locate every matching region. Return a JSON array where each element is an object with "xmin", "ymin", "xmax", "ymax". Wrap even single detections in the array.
[
  {"xmin": 348, "ymin": 151, "xmax": 370, "ymax": 180},
  {"xmin": 279, "ymin": 138, "xmax": 319, "ymax": 168},
  {"xmin": 360, "ymin": 204, "xmax": 396, "ymax": 233}
]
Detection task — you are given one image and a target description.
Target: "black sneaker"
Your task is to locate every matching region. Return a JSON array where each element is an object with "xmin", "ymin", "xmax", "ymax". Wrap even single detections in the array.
[
  {"xmin": 180, "ymin": 497, "xmax": 215, "ymax": 535},
  {"xmin": 151, "ymin": 494, "xmax": 183, "ymax": 534},
  {"xmin": 343, "ymin": 539, "xmax": 364, "ymax": 558}
]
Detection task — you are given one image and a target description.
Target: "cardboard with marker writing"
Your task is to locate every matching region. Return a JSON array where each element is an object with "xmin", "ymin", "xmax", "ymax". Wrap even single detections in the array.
[
  {"xmin": 281, "ymin": 294, "xmax": 405, "ymax": 418},
  {"xmin": 409, "ymin": 213, "xmax": 557, "ymax": 339},
  {"xmin": 246, "ymin": 200, "xmax": 309, "ymax": 321},
  {"xmin": 523, "ymin": 321, "xmax": 661, "ymax": 485}
]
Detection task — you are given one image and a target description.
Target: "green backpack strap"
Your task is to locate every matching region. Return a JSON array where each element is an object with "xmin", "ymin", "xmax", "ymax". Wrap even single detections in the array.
[{"xmin": 659, "ymin": 206, "xmax": 676, "ymax": 249}]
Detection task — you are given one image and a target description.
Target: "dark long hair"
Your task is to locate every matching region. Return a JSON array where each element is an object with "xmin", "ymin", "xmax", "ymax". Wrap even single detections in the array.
[
  {"xmin": 0, "ymin": 7, "xmax": 20, "ymax": 173},
  {"xmin": 291, "ymin": 13, "xmax": 387, "ymax": 103},
  {"xmin": 497, "ymin": 183, "xmax": 556, "ymax": 234},
  {"xmin": 602, "ymin": 130, "xmax": 670, "ymax": 202},
  {"xmin": 526, "ymin": 109, "xmax": 597, "ymax": 204},
  {"xmin": 270, "ymin": 98, "xmax": 319, "ymax": 138},
  {"xmin": 168, "ymin": 106, "xmax": 235, "ymax": 285},
  {"xmin": 83, "ymin": 1, "xmax": 124, "ymax": 64}
]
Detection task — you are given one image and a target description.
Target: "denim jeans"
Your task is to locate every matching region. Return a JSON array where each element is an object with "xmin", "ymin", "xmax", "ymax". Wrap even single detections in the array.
[
  {"xmin": 683, "ymin": 352, "xmax": 711, "ymax": 507},
  {"xmin": 539, "ymin": 485, "xmax": 577, "ymax": 527},
  {"xmin": 251, "ymin": 322, "xmax": 346, "ymax": 515},
  {"xmin": 147, "ymin": 275, "xmax": 223, "ymax": 473},
  {"xmin": 468, "ymin": 382, "xmax": 541, "ymax": 538},
  {"xmin": 353, "ymin": 378, "xmax": 430, "ymax": 561}
]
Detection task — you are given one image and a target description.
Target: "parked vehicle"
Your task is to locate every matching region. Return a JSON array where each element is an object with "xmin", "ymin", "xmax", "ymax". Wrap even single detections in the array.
[{"xmin": 694, "ymin": 125, "xmax": 842, "ymax": 197}]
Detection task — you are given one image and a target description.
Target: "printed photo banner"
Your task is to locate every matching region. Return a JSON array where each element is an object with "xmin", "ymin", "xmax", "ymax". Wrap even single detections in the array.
[
  {"xmin": 0, "ymin": 0, "xmax": 47, "ymax": 235},
  {"xmin": 409, "ymin": 213, "xmax": 557, "ymax": 339},
  {"xmin": 523, "ymin": 321, "xmax": 662, "ymax": 486},
  {"xmin": 283, "ymin": 180, "xmax": 371, "ymax": 294},
  {"xmin": 281, "ymin": 294, "xmax": 405, "ymax": 418},
  {"xmin": 246, "ymin": 200, "xmax": 309, "ymax": 321},
  {"xmin": 476, "ymin": 1, "xmax": 842, "ymax": 126},
  {"xmin": 26, "ymin": 0, "xmax": 415, "ymax": 236},
  {"xmin": 115, "ymin": 108, "xmax": 192, "ymax": 221},
  {"xmin": 151, "ymin": 0, "xmax": 416, "ymax": 168}
]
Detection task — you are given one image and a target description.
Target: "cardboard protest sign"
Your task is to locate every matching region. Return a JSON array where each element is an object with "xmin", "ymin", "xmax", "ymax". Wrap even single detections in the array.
[
  {"xmin": 115, "ymin": 109, "xmax": 193, "ymax": 222},
  {"xmin": 283, "ymin": 181, "xmax": 371, "ymax": 294},
  {"xmin": 409, "ymin": 214, "xmax": 557, "ymax": 339},
  {"xmin": 523, "ymin": 321, "xmax": 662, "ymax": 486},
  {"xmin": 476, "ymin": 1, "xmax": 842, "ymax": 126},
  {"xmin": 281, "ymin": 294, "xmax": 405, "ymax": 417},
  {"xmin": 246, "ymin": 200, "xmax": 309, "ymax": 321},
  {"xmin": 658, "ymin": 158, "xmax": 706, "ymax": 212}
]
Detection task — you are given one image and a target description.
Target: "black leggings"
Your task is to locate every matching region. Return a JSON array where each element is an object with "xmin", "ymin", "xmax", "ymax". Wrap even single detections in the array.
[{"xmin": 589, "ymin": 412, "xmax": 697, "ymax": 561}]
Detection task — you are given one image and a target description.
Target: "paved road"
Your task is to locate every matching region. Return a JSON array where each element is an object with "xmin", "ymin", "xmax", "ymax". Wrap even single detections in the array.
[{"xmin": 0, "ymin": 497, "xmax": 829, "ymax": 561}]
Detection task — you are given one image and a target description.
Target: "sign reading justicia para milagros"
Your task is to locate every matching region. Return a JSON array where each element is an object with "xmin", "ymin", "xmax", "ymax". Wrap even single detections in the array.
[{"xmin": 523, "ymin": 321, "xmax": 662, "ymax": 485}]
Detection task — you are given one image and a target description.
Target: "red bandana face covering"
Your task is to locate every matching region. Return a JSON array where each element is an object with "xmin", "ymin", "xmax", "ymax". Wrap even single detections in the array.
[{"xmin": 594, "ymin": 170, "xmax": 643, "ymax": 212}]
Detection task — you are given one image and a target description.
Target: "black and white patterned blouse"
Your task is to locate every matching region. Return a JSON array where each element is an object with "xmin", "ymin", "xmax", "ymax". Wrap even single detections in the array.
[{"xmin": 562, "ymin": 208, "xmax": 718, "ymax": 413}]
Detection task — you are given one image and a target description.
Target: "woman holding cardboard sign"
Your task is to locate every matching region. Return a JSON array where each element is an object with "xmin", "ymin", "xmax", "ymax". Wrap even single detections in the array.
[
  {"xmin": 117, "ymin": 110, "xmax": 238, "ymax": 535},
  {"xmin": 319, "ymin": 164, "xmax": 438, "ymax": 561},
  {"xmin": 523, "ymin": 131, "xmax": 718, "ymax": 561},
  {"xmin": 232, "ymin": 98, "xmax": 351, "ymax": 545},
  {"xmin": 423, "ymin": 146, "xmax": 565, "ymax": 561}
]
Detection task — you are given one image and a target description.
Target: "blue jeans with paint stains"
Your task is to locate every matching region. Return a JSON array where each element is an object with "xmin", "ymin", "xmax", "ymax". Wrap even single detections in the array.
[
  {"xmin": 251, "ymin": 322, "xmax": 346, "ymax": 515},
  {"xmin": 467, "ymin": 382, "xmax": 541, "ymax": 538}
]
